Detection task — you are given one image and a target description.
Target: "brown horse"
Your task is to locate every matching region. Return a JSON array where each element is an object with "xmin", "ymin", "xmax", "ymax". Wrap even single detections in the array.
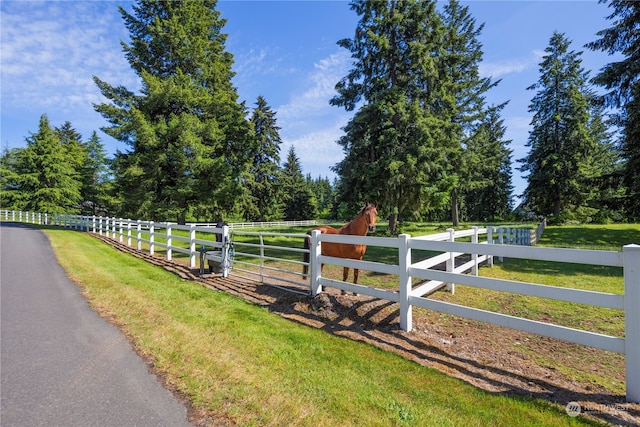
[{"xmin": 303, "ymin": 202, "xmax": 378, "ymax": 285}]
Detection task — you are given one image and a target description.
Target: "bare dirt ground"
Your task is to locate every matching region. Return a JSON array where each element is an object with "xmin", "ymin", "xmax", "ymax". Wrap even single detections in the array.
[{"xmin": 92, "ymin": 233, "xmax": 639, "ymax": 426}]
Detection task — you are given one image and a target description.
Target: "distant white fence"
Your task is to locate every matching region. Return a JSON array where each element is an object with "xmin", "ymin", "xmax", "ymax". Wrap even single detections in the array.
[{"xmin": 2, "ymin": 210, "xmax": 638, "ymax": 403}]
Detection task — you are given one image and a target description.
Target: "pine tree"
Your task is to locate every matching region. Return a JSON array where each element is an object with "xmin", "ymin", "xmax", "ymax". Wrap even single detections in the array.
[
  {"xmin": 245, "ymin": 96, "xmax": 283, "ymax": 221},
  {"xmin": 93, "ymin": 0, "xmax": 253, "ymax": 223},
  {"xmin": 518, "ymin": 32, "xmax": 597, "ymax": 221},
  {"xmin": 331, "ymin": 0, "xmax": 451, "ymax": 233},
  {"xmin": 586, "ymin": 0, "xmax": 640, "ymax": 220},
  {"xmin": 17, "ymin": 115, "xmax": 82, "ymax": 213},
  {"xmin": 281, "ymin": 147, "xmax": 317, "ymax": 220}
]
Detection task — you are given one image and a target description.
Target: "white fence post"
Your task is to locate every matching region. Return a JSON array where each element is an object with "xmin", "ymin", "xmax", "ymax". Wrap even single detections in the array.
[
  {"xmin": 189, "ymin": 224, "xmax": 197, "ymax": 268},
  {"xmin": 149, "ymin": 223, "xmax": 155, "ymax": 255},
  {"xmin": 166, "ymin": 223, "xmax": 172, "ymax": 261},
  {"xmin": 136, "ymin": 221, "xmax": 142, "ymax": 251},
  {"xmin": 472, "ymin": 226, "xmax": 479, "ymax": 275},
  {"xmin": 446, "ymin": 228, "xmax": 455, "ymax": 294},
  {"xmin": 111, "ymin": 217, "xmax": 117, "ymax": 239},
  {"xmin": 399, "ymin": 233, "xmax": 412, "ymax": 332},
  {"xmin": 127, "ymin": 220, "xmax": 132, "ymax": 246},
  {"xmin": 624, "ymin": 244, "xmax": 640, "ymax": 403},
  {"xmin": 310, "ymin": 230, "xmax": 322, "ymax": 296},
  {"xmin": 487, "ymin": 226, "xmax": 494, "ymax": 267},
  {"xmin": 221, "ymin": 225, "xmax": 230, "ymax": 278}
]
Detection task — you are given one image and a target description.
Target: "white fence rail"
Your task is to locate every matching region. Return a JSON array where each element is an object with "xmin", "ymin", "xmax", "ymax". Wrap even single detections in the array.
[{"xmin": 2, "ymin": 210, "xmax": 638, "ymax": 403}]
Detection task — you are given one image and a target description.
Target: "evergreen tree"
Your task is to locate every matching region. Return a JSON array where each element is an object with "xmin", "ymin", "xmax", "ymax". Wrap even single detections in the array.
[
  {"xmin": 17, "ymin": 115, "xmax": 82, "ymax": 213},
  {"xmin": 281, "ymin": 147, "xmax": 317, "ymax": 220},
  {"xmin": 586, "ymin": 0, "xmax": 640, "ymax": 219},
  {"xmin": 582, "ymin": 105, "xmax": 624, "ymax": 222},
  {"xmin": 0, "ymin": 146, "xmax": 24, "ymax": 210},
  {"xmin": 440, "ymin": 0, "xmax": 501, "ymax": 226},
  {"xmin": 245, "ymin": 96, "xmax": 283, "ymax": 221},
  {"xmin": 55, "ymin": 121, "xmax": 86, "ymax": 174},
  {"xmin": 93, "ymin": 0, "xmax": 254, "ymax": 223},
  {"xmin": 518, "ymin": 32, "xmax": 598, "ymax": 221},
  {"xmin": 307, "ymin": 175, "xmax": 335, "ymax": 218},
  {"xmin": 80, "ymin": 132, "xmax": 111, "ymax": 215},
  {"xmin": 462, "ymin": 103, "xmax": 513, "ymax": 221},
  {"xmin": 331, "ymin": 0, "xmax": 451, "ymax": 233}
]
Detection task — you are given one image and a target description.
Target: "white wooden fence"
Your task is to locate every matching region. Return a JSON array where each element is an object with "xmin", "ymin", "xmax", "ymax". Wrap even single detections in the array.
[{"xmin": 2, "ymin": 210, "xmax": 638, "ymax": 403}]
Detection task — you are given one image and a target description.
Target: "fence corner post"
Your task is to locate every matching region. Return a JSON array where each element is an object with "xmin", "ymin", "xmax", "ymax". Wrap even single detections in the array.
[
  {"xmin": 399, "ymin": 233, "xmax": 412, "ymax": 332},
  {"xmin": 624, "ymin": 244, "xmax": 640, "ymax": 403},
  {"xmin": 310, "ymin": 229, "xmax": 322, "ymax": 297}
]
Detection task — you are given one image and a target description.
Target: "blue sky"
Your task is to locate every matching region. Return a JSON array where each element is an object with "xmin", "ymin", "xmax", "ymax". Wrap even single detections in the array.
[{"xmin": 1, "ymin": 1, "xmax": 619, "ymax": 204}]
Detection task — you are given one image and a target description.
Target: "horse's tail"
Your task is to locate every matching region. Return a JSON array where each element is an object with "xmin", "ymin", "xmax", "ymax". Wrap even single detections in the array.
[{"xmin": 302, "ymin": 232, "xmax": 311, "ymax": 279}]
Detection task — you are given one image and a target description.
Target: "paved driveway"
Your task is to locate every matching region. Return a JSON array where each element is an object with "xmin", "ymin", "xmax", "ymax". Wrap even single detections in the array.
[{"xmin": 1, "ymin": 222, "xmax": 193, "ymax": 427}]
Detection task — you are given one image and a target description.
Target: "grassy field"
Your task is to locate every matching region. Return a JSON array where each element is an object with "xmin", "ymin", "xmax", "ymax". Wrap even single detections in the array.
[{"xmin": 41, "ymin": 225, "xmax": 607, "ymax": 426}]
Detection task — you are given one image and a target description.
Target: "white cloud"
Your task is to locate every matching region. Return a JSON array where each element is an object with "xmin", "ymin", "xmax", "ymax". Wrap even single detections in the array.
[
  {"xmin": 275, "ymin": 49, "xmax": 353, "ymax": 177},
  {"xmin": 479, "ymin": 50, "xmax": 545, "ymax": 78},
  {"xmin": 276, "ymin": 50, "xmax": 350, "ymax": 123},
  {"xmin": 1, "ymin": 2, "xmax": 137, "ymax": 118}
]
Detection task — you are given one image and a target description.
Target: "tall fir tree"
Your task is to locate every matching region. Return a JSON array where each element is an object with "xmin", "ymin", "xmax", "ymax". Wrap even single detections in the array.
[
  {"xmin": 80, "ymin": 131, "xmax": 111, "ymax": 215},
  {"xmin": 16, "ymin": 115, "xmax": 82, "ymax": 213},
  {"xmin": 94, "ymin": 0, "xmax": 254, "ymax": 223},
  {"xmin": 281, "ymin": 147, "xmax": 317, "ymax": 220},
  {"xmin": 331, "ymin": 0, "xmax": 451, "ymax": 233},
  {"xmin": 55, "ymin": 122, "xmax": 86, "ymax": 174},
  {"xmin": 307, "ymin": 175, "xmax": 335, "ymax": 218},
  {"xmin": 440, "ymin": 0, "xmax": 503, "ymax": 225},
  {"xmin": 0, "ymin": 146, "xmax": 24, "ymax": 210},
  {"xmin": 518, "ymin": 32, "xmax": 598, "ymax": 221},
  {"xmin": 245, "ymin": 96, "xmax": 283, "ymax": 221},
  {"xmin": 586, "ymin": 0, "xmax": 640, "ymax": 220},
  {"xmin": 462, "ymin": 103, "xmax": 513, "ymax": 222}
]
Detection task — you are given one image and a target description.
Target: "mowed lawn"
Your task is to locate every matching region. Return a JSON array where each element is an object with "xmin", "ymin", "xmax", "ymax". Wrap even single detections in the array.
[{"xmin": 41, "ymin": 226, "xmax": 606, "ymax": 427}]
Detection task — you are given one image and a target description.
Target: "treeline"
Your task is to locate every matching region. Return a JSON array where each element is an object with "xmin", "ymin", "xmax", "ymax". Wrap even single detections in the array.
[{"xmin": 1, "ymin": 0, "xmax": 639, "ymax": 229}]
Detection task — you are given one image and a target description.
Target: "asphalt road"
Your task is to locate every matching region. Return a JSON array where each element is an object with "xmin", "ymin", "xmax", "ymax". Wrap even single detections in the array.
[{"xmin": 0, "ymin": 222, "xmax": 193, "ymax": 427}]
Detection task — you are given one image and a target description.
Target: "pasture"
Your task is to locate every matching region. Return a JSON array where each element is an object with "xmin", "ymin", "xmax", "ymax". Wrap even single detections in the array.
[{"xmin": 40, "ymin": 224, "xmax": 624, "ymax": 426}]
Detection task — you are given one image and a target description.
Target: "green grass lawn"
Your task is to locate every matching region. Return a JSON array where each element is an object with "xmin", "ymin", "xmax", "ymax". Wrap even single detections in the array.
[{"xmin": 43, "ymin": 226, "xmax": 604, "ymax": 426}]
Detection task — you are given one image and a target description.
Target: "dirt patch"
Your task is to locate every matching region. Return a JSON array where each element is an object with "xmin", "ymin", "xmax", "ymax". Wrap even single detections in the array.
[{"xmin": 92, "ymin": 233, "xmax": 639, "ymax": 426}]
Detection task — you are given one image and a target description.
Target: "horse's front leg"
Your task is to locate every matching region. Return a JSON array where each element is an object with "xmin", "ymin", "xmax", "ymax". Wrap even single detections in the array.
[
  {"xmin": 352, "ymin": 268, "xmax": 360, "ymax": 296},
  {"xmin": 341, "ymin": 267, "xmax": 350, "ymax": 295}
]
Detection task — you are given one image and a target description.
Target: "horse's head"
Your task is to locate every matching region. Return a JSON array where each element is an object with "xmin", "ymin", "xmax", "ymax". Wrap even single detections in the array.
[{"xmin": 363, "ymin": 202, "xmax": 378, "ymax": 233}]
